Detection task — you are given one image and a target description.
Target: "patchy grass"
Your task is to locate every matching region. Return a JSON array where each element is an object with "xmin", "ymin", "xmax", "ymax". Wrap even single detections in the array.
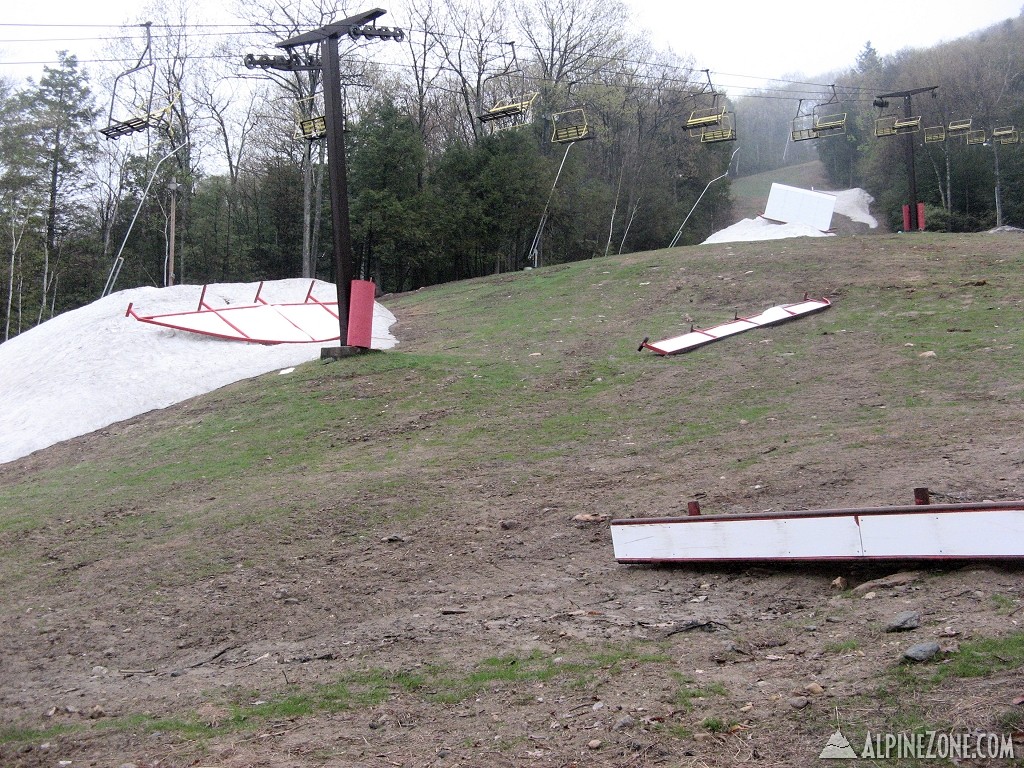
[
  {"xmin": 876, "ymin": 632, "xmax": 1024, "ymax": 737},
  {"xmin": 826, "ymin": 639, "xmax": 861, "ymax": 653},
  {"xmin": 927, "ymin": 633, "xmax": 1024, "ymax": 682},
  {"xmin": 0, "ymin": 644, "xmax": 678, "ymax": 750},
  {"xmin": 671, "ymin": 672, "xmax": 728, "ymax": 711}
]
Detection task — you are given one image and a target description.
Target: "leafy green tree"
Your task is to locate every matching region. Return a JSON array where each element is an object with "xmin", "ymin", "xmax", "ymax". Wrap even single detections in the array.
[
  {"xmin": 238, "ymin": 160, "xmax": 307, "ymax": 281},
  {"xmin": 25, "ymin": 52, "xmax": 98, "ymax": 322},
  {"xmin": 856, "ymin": 42, "xmax": 882, "ymax": 75},
  {"xmin": 349, "ymin": 98, "xmax": 428, "ymax": 291},
  {"xmin": 0, "ymin": 78, "xmax": 47, "ymax": 339},
  {"xmin": 423, "ymin": 129, "xmax": 547, "ymax": 282}
]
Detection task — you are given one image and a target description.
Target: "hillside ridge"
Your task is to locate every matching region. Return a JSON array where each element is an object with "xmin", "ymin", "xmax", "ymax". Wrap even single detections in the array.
[{"xmin": 1, "ymin": 232, "xmax": 1023, "ymax": 766}]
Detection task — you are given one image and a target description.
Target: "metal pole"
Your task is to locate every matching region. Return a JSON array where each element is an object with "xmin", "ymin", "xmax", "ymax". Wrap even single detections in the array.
[
  {"xmin": 528, "ymin": 141, "xmax": 576, "ymax": 268},
  {"xmin": 876, "ymin": 86, "xmax": 937, "ymax": 233},
  {"xmin": 903, "ymin": 95, "xmax": 919, "ymax": 231},
  {"xmin": 166, "ymin": 178, "xmax": 180, "ymax": 286},
  {"xmin": 102, "ymin": 143, "xmax": 186, "ymax": 297},
  {"xmin": 271, "ymin": 10, "xmax": 403, "ymax": 354},
  {"xmin": 321, "ymin": 34, "xmax": 354, "ymax": 344},
  {"xmin": 669, "ymin": 146, "xmax": 740, "ymax": 248},
  {"xmin": 992, "ymin": 139, "xmax": 1004, "ymax": 227}
]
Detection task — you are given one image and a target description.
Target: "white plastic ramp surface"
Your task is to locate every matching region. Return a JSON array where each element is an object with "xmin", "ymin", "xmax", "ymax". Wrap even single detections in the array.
[
  {"xmin": 641, "ymin": 297, "xmax": 831, "ymax": 356},
  {"xmin": 611, "ymin": 503, "xmax": 1024, "ymax": 562},
  {"xmin": 763, "ymin": 183, "xmax": 836, "ymax": 231},
  {"xmin": 127, "ymin": 281, "xmax": 394, "ymax": 347},
  {"xmin": 130, "ymin": 299, "xmax": 341, "ymax": 344}
]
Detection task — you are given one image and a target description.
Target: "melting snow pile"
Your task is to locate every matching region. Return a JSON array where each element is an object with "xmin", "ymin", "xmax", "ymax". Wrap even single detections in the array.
[
  {"xmin": 703, "ymin": 217, "xmax": 833, "ymax": 244},
  {"xmin": 0, "ymin": 279, "xmax": 397, "ymax": 465},
  {"xmin": 830, "ymin": 188, "xmax": 878, "ymax": 228},
  {"xmin": 703, "ymin": 187, "xmax": 878, "ymax": 244}
]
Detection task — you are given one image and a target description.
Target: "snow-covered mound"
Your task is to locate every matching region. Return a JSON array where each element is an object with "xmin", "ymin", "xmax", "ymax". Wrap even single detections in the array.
[
  {"xmin": 702, "ymin": 186, "xmax": 877, "ymax": 243},
  {"xmin": 0, "ymin": 279, "xmax": 397, "ymax": 465},
  {"xmin": 827, "ymin": 188, "xmax": 878, "ymax": 228},
  {"xmin": 703, "ymin": 217, "xmax": 833, "ymax": 244}
]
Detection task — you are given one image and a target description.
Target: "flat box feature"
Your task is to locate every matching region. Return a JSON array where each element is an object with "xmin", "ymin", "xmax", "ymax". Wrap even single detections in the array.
[
  {"xmin": 642, "ymin": 297, "xmax": 831, "ymax": 356},
  {"xmin": 611, "ymin": 502, "xmax": 1024, "ymax": 562},
  {"xmin": 763, "ymin": 183, "xmax": 836, "ymax": 232}
]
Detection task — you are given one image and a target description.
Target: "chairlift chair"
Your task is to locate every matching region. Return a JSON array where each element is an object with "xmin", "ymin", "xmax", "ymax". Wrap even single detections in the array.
[
  {"xmin": 477, "ymin": 41, "xmax": 538, "ymax": 132},
  {"xmin": 100, "ymin": 114, "xmax": 156, "ymax": 140},
  {"xmin": 550, "ymin": 107, "xmax": 594, "ymax": 143},
  {"xmin": 100, "ymin": 96, "xmax": 175, "ymax": 141},
  {"xmin": 293, "ymin": 95, "xmax": 327, "ymax": 140},
  {"xmin": 791, "ymin": 99, "xmax": 817, "ymax": 142},
  {"xmin": 296, "ymin": 116, "xmax": 327, "ymax": 140},
  {"xmin": 947, "ymin": 118, "xmax": 972, "ymax": 136},
  {"xmin": 924, "ymin": 101, "xmax": 950, "ymax": 143},
  {"xmin": 993, "ymin": 126, "xmax": 1019, "ymax": 145},
  {"xmin": 792, "ymin": 90, "xmax": 846, "ymax": 142},
  {"xmin": 814, "ymin": 111, "xmax": 847, "ymax": 136},
  {"xmin": 811, "ymin": 85, "xmax": 846, "ymax": 138},
  {"xmin": 874, "ymin": 114, "xmax": 897, "ymax": 138},
  {"xmin": 686, "ymin": 103, "xmax": 727, "ymax": 131},
  {"xmin": 871, "ymin": 97, "xmax": 894, "ymax": 137},
  {"xmin": 872, "ymin": 96, "xmax": 919, "ymax": 138},
  {"xmin": 893, "ymin": 116, "xmax": 921, "ymax": 134},
  {"xmin": 99, "ymin": 22, "xmax": 167, "ymax": 140},
  {"xmin": 700, "ymin": 111, "xmax": 737, "ymax": 143},
  {"xmin": 685, "ymin": 70, "xmax": 727, "ymax": 133},
  {"xmin": 967, "ymin": 129, "xmax": 987, "ymax": 145},
  {"xmin": 479, "ymin": 92, "xmax": 538, "ymax": 125},
  {"xmin": 791, "ymin": 119, "xmax": 817, "ymax": 142},
  {"xmin": 874, "ymin": 114, "xmax": 920, "ymax": 137}
]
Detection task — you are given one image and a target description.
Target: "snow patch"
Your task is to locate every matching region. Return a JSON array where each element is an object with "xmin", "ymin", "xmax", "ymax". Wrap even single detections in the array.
[{"xmin": 0, "ymin": 279, "xmax": 397, "ymax": 465}]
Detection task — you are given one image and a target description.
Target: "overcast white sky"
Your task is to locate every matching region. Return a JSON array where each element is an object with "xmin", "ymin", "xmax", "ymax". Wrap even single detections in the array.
[
  {"xmin": 1, "ymin": 1, "xmax": 1022, "ymax": 86},
  {"xmin": 632, "ymin": 1, "xmax": 1024, "ymax": 88}
]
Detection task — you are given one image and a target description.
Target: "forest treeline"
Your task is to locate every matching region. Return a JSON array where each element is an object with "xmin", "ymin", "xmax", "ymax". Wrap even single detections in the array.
[
  {"xmin": 1, "ymin": 0, "xmax": 1022, "ymax": 340},
  {"xmin": 738, "ymin": 16, "xmax": 1024, "ymax": 233}
]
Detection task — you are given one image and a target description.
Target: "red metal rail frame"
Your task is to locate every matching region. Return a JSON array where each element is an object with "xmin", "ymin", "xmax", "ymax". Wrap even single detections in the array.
[
  {"xmin": 125, "ymin": 281, "xmax": 344, "ymax": 344},
  {"xmin": 639, "ymin": 295, "xmax": 831, "ymax": 356}
]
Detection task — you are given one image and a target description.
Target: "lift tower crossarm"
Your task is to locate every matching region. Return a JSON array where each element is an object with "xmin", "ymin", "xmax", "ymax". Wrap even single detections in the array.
[
  {"xmin": 875, "ymin": 86, "xmax": 938, "ymax": 100},
  {"xmin": 277, "ymin": 9, "xmax": 390, "ymax": 48}
]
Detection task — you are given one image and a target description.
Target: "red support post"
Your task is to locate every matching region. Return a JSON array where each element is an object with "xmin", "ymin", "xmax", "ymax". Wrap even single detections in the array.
[{"xmin": 346, "ymin": 279, "xmax": 376, "ymax": 348}]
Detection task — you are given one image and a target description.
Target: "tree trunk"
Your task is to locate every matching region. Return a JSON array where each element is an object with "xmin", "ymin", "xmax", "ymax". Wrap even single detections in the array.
[
  {"xmin": 945, "ymin": 151, "xmax": 953, "ymax": 213},
  {"xmin": 301, "ymin": 140, "xmax": 315, "ymax": 278},
  {"xmin": 37, "ymin": 243, "xmax": 50, "ymax": 326},
  {"xmin": 925, "ymin": 147, "xmax": 948, "ymax": 212},
  {"xmin": 993, "ymin": 141, "xmax": 1003, "ymax": 227},
  {"xmin": 311, "ymin": 146, "xmax": 326, "ymax": 278},
  {"xmin": 41, "ymin": 114, "xmax": 62, "ymax": 324},
  {"xmin": 5, "ymin": 215, "xmax": 17, "ymax": 341}
]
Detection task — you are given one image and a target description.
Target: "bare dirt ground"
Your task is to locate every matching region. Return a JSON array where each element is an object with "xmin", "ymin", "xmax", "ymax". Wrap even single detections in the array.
[{"xmin": 1, "ymin": 216, "xmax": 1023, "ymax": 767}]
